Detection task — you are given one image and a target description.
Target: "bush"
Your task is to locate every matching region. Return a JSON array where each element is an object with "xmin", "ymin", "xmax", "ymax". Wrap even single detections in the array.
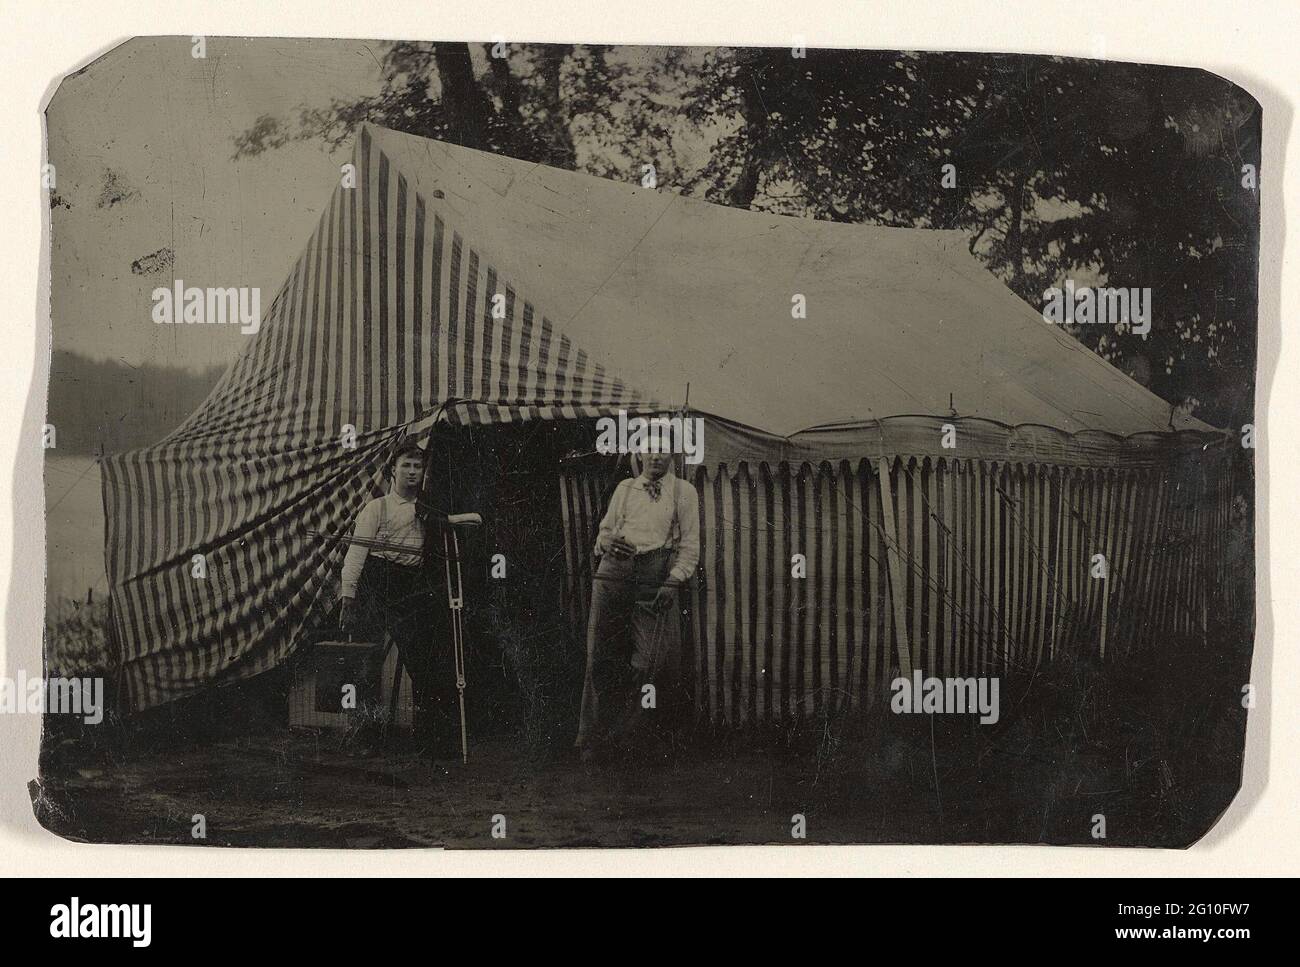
[{"xmin": 44, "ymin": 596, "xmax": 111, "ymax": 676}]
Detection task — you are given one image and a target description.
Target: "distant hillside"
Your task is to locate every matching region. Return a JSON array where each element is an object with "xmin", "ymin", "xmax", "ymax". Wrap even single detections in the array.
[{"xmin": 46, "ymin": 350, "xmax": 226, "ymax": 456}]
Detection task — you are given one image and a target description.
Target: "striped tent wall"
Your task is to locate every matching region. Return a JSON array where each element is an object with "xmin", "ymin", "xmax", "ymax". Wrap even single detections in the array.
[
  {"xmin": 102, "ymin": 127, "xmax": 656, "ymax": 711},
  {"xmin": 559, "ymin": 453, "xmax": 1235, "ymax": 726}
]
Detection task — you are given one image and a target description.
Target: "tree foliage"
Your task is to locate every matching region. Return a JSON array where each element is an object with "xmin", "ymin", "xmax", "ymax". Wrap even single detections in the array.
[{"xmin": 235, "ymin": 43, "xmax": 1260, "ymax": 427}]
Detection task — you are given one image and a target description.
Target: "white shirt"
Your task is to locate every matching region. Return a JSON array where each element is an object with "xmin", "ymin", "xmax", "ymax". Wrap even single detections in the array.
[
  {"xmin": 340, "ymin": 491, "xmax": 425, "ymax": 598},
  {"xmin": 594, "ymin": 473, "xmax": 700, "ymax": 584}
]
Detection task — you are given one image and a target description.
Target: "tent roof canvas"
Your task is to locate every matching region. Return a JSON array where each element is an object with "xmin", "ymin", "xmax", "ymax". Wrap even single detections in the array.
[{"xmin": 371, "ymin": 124, "xmax": 1214, "ymax": 446}]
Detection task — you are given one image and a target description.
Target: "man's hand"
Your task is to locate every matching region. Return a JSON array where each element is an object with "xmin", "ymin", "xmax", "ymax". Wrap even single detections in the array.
[
  {"xmin": 339, "ymin": 596, "xmax": 354, "ymax": 630},
  {"xmin": 609, "ymin": 536, "xmax": 638, "ymax": 560},
  {"xmin": 651, "ymin": 579, "xmax": 678, "ymax": 613}
]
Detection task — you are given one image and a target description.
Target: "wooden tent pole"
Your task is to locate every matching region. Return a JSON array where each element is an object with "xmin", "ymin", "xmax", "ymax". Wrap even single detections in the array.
[
  {"xmin": 1050, "ymin": 470, "xmax": 1065, "ymax": 661},
  {"xmin": 1098, "ymin": 471, "xmax": 1115, "ymax": 661},
  {"xmin": 877, "ymin": 458, "xmax": 914, "ymax": 679},
  {"xmin": 1098, "ymin": 570, "xmax": 1109, "ymax": 660}
]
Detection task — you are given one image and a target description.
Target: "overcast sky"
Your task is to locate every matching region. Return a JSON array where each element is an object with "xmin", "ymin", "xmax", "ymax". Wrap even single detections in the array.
[{"xmin": 47, "ymin": 36, "xmax": 385, "ymax": 371}]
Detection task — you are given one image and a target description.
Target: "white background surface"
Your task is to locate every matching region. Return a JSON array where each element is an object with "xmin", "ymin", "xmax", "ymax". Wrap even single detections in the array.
[{"xmin": 1, "ymin": 0, "xmax": 1294, "ymax": 876}]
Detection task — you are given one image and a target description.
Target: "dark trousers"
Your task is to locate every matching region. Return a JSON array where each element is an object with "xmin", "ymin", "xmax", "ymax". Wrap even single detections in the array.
[
  {"xmin": 351, "ymin": 556, "xmax": 457, "ymax": 750},
  {"xmin": 577, "ymin": 547, "xmax": 684, "ymax": 752}
]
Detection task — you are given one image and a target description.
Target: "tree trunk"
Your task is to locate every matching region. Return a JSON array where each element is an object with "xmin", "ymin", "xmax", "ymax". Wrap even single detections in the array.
[
  {"xmin": 486, "ymin": 46, "xmax": 523, "ymax": 121},
  {"xmin": 533, "ymin": 45, "xmax": 577, "ymax": 168},
  {"xmin": 725, "ymin": 54, "xmax": 764, "ymax": 210},
  {"xmin": 1004, "ymin": 167, "xmax": 1029, "ymax": 294},
  {"xmin": 433, "ymin": 43, "xmax": 492, "ymax": 150}
]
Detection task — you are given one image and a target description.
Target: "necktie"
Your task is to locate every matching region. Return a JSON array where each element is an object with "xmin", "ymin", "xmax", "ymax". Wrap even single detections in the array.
[{"xmin": 644, "ymin": 478, "xmax": 662, "ymax": 501}]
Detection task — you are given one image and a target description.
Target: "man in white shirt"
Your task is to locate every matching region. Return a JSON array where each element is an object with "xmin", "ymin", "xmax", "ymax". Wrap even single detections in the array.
[
  {"xmin": 339, "ymin": 442, "xmax": 456, "ymax": 757},
  {"xmin": 577, "ymin": 445, "xmax": 700, "ymax": 762}
]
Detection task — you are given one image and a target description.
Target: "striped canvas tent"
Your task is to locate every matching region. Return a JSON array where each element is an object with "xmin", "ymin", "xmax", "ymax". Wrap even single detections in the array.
[
  {"xmin": 102, "ymin": 123, "xmax": 1234, "ymax": 716},
  {"xmin": 101, "ymin": 125, "xmax": 661, "ymax": 710}
]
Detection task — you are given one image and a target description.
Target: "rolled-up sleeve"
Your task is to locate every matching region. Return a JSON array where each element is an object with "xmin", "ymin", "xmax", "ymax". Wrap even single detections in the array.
[
  {"xmin": 668, "ymin": 482, "xmax": 700, "ymax": 583},
  {"xmin": 340, "ymin": 499, "xmax": 380, "ymax": 599}
]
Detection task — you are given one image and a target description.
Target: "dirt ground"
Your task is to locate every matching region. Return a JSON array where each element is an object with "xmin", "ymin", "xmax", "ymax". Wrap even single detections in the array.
[
  {"xmin": 31, "ymin": 699, "xmax": 1242, "ymax": 850},
  {"xmin": 29, "ymin": 620, "xmax": 1250, "ymax": 851},
  {"xmin": 33, "ymin": 730, "xmax": 888, "ymax": 848}
]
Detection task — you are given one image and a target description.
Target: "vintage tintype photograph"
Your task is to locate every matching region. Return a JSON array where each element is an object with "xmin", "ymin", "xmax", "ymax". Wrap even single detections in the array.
[{"xmin": 36, "ymin": 38, "xmax": 1258, "ymax": 848}]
